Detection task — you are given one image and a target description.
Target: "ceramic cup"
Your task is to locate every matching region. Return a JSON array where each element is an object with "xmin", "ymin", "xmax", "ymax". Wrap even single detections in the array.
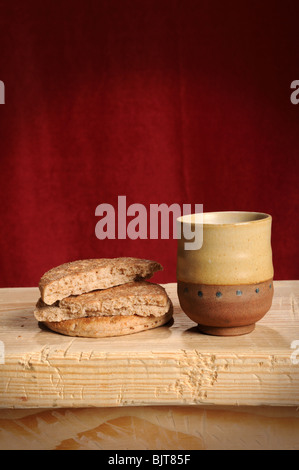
[{"xmin": 177, "ymin": 211, "xmax": 274, "ymax": 336}]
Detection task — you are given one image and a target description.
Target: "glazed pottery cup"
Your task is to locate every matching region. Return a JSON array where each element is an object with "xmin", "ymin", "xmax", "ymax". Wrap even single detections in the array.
[{"xmin": 177, "ymin": 211, "xmax": 274, "ymax": 336}]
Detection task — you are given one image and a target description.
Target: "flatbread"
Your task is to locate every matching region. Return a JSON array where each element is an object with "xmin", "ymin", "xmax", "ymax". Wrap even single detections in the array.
[
  {"xmin": 34, "ymin": 281, "xmax": 170, "ymax": 322},
  {"xmin": 39, "ymin": 258, "xmax": 163, "ymax": 305},
  {"xmin": 42, "ymin": 304, "xmax": 173, "ymax": 338}
]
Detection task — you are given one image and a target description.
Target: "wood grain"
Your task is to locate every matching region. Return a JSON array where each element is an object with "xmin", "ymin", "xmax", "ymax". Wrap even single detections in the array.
[
  {"xmin": 0, "ymin": 405, "xmax": 299, "ymax": 450},
  {"xmin": 0, "ymin": 282, "xmax": 299, "ymax": 409}
]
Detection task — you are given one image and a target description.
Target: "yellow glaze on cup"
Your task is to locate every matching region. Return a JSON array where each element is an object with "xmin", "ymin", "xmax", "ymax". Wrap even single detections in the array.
[{"xmin": 177, "ymin": 211, "xmax": 274, "ymax": 285}]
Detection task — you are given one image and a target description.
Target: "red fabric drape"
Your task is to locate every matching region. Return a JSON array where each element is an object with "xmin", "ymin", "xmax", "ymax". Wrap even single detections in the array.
[{"xmin": 0, "ymin": 0, "xmax": 298, "ymax": 287}]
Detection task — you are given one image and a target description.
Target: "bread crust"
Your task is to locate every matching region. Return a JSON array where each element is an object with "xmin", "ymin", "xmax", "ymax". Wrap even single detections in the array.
[
  {"xmin": 42, "ymin": 304, "xmax": 173, "ymax": 338},
  {"xmin": 39, "ymin": 258, "xmax": 163, "ymax": 305}
]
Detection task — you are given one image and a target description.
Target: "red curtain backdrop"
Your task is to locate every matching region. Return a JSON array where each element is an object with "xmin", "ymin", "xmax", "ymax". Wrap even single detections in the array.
[{"xmin": 0, "ymin": 0, "xmax": 298, "ymax": 287}]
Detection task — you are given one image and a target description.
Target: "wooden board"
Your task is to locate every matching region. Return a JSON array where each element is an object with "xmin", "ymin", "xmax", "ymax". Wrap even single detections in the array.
[
  {"xmin": 1, "ymin": 405, "xmax": 299, "ymax": 450},
  {"xmin": 0, "ymin": 281, "xmax": 299, "ymax": 409}
]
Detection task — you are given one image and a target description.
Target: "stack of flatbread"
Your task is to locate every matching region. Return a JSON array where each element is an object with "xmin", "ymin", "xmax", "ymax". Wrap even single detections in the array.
[{"xmin": 34, "ymin": 257, "xmax": 173, "ymax": 337}]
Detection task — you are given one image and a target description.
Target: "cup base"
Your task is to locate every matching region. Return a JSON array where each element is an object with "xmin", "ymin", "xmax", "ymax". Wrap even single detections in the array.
[
  {"xmin": 177, "ymin": 279, "xmax": 273, "ymax": 336},
  {"xmin": 197, "ymin": 323, "xmax": 255, "ymax": 336}
]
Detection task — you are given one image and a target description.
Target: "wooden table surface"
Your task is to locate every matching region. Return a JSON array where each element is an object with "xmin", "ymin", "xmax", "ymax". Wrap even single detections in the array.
[
  {"xmin": 0, "ymin": 281, "xmax": 299, "ymax": 409},
  {"xmin": 0, "ymin": 281, "xmax": 299, "ymax": 450}
]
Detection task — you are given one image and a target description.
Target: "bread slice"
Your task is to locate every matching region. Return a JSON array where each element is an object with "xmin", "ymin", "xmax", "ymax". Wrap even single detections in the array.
[
  {"xmin": 42, "ymin": 305, "xmax": 173, "ymax": 338},
  {"xmin": 34, "ymin": 281, "xmax": 170, "ymax": 322},
  {"xmin": 39, "ymin": 258, "xmax": 163, "ymax": 305}
]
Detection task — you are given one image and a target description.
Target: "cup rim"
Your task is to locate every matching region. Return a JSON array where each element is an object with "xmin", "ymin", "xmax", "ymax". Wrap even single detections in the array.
[{"xmin": 177, "ymin": 211, "xmax": 272, "ymax": 226}]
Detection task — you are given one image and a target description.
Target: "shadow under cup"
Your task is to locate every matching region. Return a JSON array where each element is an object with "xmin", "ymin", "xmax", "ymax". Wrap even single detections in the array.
[{"xmin": 176, "ymin": 211, "xmax": 274, "ymax": 336}]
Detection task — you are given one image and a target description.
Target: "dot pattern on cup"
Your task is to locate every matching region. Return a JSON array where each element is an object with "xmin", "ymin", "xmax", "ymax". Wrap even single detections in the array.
[{"xmin": 182, "ymin": 284, "xmax": 272, "ymax": 298}]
